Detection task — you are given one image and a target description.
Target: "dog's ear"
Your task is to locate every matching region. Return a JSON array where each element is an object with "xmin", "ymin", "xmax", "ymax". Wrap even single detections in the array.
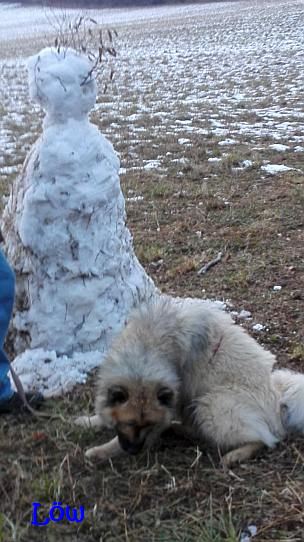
[
  {"xmin": 107, "ymin": 386, "xmax": 129, "ymax": 406},
  {"xmin": 157, "ymin": 387, "xmax": 174, "ymax": 407}
]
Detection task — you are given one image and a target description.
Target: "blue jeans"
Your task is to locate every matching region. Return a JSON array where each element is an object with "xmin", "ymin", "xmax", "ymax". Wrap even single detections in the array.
[{"xmin": 0, "ymin": 248, "xmax": 15, "ymax": 403}]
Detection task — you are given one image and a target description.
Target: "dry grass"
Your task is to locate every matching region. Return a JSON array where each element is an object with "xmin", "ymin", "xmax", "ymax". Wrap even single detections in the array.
[{"xmin": 1, "ymin": 121, "xmax": 303, "ymax": 542}]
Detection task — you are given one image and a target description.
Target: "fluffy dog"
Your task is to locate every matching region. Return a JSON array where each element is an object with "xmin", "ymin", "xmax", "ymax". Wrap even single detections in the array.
[{"xmin": 76, "ymin": 298, "xmax": 304, "ymax": 466}]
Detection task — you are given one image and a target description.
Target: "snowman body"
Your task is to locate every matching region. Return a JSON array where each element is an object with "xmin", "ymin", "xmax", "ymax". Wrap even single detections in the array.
[{"xmin": 2, "ymin": 48, "xmax": 155, "ymax": 356}]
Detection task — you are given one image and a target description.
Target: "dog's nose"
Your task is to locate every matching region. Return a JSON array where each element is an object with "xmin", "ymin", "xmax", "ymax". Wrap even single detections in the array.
[
  {"xmin": 126, "ymin": 443, "xmax": 143, "ymax": 455},
  {"xmin": 118, "ymin": 435, "xmax": 144, "ymax": 455}
]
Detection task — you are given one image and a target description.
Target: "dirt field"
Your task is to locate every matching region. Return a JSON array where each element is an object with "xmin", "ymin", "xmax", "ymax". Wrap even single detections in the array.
[{"xmin": 0, "ymin": 1, "xmax": 303, "ymax": 540}]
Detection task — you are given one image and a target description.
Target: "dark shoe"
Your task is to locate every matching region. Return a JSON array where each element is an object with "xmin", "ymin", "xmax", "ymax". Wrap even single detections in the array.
[{"xmin": 0, "ymin": 391, "xmax": 44, "ymax": 414}]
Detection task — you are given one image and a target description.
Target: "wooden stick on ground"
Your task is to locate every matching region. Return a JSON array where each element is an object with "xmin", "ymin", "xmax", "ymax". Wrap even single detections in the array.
[{"xmin": 197, "ymin": 251, "xmax": 223, "ymax": 275}]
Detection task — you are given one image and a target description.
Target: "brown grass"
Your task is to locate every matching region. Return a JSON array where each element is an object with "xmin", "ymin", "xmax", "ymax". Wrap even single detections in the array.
[{"xmin": 1, "ymin": 127, "xmax": 303, "ymax": 542}]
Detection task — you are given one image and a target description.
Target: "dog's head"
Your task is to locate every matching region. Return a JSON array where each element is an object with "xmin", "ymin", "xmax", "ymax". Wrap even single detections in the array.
[{"xmin": 99, "ymin": 380, "xmax": 177, "ymax": 454}]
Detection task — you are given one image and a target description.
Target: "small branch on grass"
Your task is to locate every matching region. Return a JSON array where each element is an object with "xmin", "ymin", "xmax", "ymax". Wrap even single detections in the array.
[{"xmin": 197, "ymin": 251, "xmax": 223, "ymax": 275}]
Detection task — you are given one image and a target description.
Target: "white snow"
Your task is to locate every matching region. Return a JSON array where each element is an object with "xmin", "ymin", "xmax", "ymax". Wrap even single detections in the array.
[
  {"xmin": 261, "ymin": 164, "xmax": 295, "ymax": 175},
  {"xmin": 240, "ymin": 525, "xmax": 257, "ymax": 542},
  {"xmin": 238, "ymin": 310, "xmax": 252, "ymax": 320},
  {"xmin": 218, "ymin": 139, "xmax": 238, "ymax": 146},
  {"xmin": 241, "ymin": 160, "xmax": 253, "ymax": 169},
  {"xmin": 252, "ymin": 323, "xmax": 266, "ymax": 332},
  {"xmin": 28, "ymin": 48, "xmax": 97, "ymax": 124},
  {"xmin": 10, "ymin": 348, "xmax": 102, "ymax": 398},
  {"xmin": 269, "ymin": 144, "xmax": 290, "ymax": 152},
  {"xmin": 1, "ymin": 1, "xmax": 304, "ymax": 178},
  {"xmin": 1, "ymin": 165, "xmax": 19, "ymax": 174},
  {"xmin": 143, "ymin": 160, "xmax": 162, "ymax": 170},
  {"xmin": 178, "ymin": 138, "xmax": 191, "ymax": 145},
  {"xmin": 126, "ymin": 195, "xmax": 144, "ymax": 202},
  {"xmin": 0, "ymin": 3, "xmax": 221, "ymax": 43}
]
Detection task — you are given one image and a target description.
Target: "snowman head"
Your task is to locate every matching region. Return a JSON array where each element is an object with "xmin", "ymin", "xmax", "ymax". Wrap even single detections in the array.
[{"xmin": 28, "ymin": 47, "xmax": 97, "ymax": 122}]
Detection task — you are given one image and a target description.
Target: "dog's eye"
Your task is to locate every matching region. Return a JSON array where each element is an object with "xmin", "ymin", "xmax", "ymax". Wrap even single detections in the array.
[
  {"xmin": 124, "ymin": 421, "xmax": 136, "ymax": 428},
  {"xmin": 157, "ymin": 387, "xmax": 174, "ymax": 407},
  {"xmin": 107, "ymin": 386, "xmax": 129, "ymax": 405}
]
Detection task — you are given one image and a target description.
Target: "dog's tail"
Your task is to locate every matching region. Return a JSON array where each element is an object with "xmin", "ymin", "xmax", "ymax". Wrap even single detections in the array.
[{"xmin": 272, "ymin": 369, "xmax": 304, "ymax": 434}]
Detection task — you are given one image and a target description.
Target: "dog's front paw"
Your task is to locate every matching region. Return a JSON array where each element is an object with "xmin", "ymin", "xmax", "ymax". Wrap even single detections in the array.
[
  {"xmin": 74, "ymin": 415, "xmax": 91, "ymax": 428},
  {"xmin": 85, "ymin": 437, "xmax": 123, "ymax": 462},
  {"xmin": 221, "ymin": 449, "xmax": 241, "ymax": 468},
  {"xmin": 221, "ymin": 442, "xmax": 263, "ymax": 467},
  {"xmin": 74, "ymin": 414, "xmax": 102, "ymax": 429},
  {"xmin": 85, "ymin": 445, "xmax": 110, "ymax": 462}
]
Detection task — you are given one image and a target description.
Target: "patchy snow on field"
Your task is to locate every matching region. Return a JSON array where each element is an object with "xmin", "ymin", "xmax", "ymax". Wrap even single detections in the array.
[
  {"xmin": 261, "ymin": 164, "xmax": 300, "ymax": 175},
  {"xmin": 1, "ymin": 0, "xmax": 304, "ymax": 182},
  {"xmin": 0, "ymin": 1, "xmax": 232, "ymax": 43}
]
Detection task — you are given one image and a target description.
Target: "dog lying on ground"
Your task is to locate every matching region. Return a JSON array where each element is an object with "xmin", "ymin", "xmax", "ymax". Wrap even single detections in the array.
[{"xmin": 76, "ymin": 298, "xmax": 304, "ymax": 466}]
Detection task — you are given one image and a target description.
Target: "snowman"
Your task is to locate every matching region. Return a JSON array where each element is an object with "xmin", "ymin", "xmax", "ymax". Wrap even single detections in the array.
[{"xmin": 1, "ymin": 48, "xmax": 156, "ymax": 395}]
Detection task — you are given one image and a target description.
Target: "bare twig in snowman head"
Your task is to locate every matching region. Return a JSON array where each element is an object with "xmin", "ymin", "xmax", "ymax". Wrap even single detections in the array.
[
  {"xmin": 29, "ymin": 48, "xmax": 98, "ymax": 124},
  {"xmin": 45, "ymin": 10, "xmax": 117, "ymax": 91}
]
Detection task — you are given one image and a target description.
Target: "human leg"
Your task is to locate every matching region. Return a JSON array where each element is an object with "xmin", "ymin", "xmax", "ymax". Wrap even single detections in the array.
[{"xmin": 0, "ymin": 248, "xmax": 15, "ymax": 403}]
